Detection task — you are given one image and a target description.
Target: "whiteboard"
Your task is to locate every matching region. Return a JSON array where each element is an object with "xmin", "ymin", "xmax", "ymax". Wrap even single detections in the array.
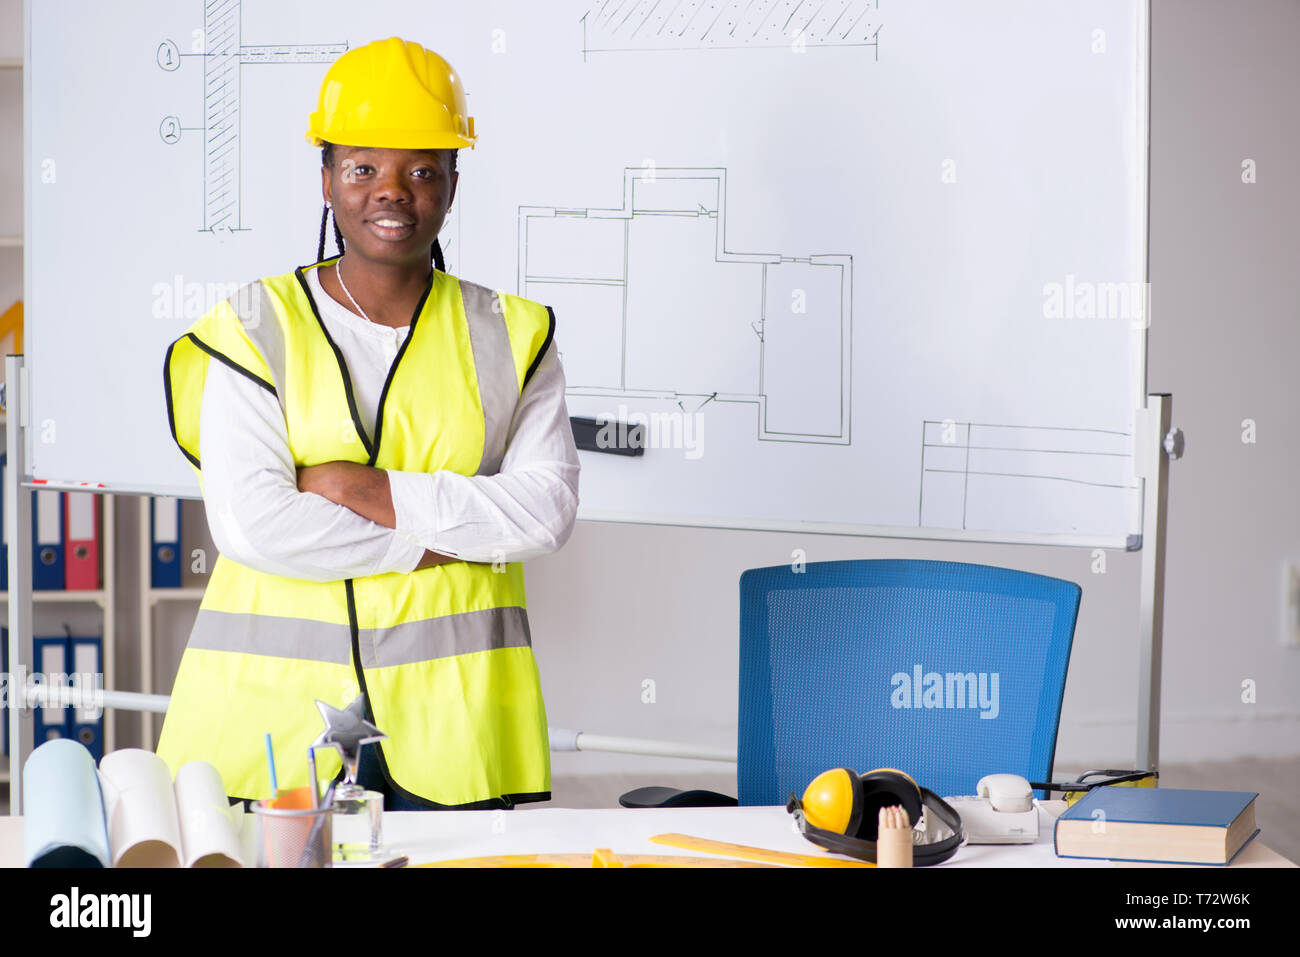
[{"xmin": 25, "ymin": 0, "xmax": 1149, "ymax": 547}]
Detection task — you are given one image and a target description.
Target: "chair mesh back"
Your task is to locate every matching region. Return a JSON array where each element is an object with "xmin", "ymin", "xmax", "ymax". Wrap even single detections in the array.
[{"xmin": 739, "ymin": 560, "xmax": 1080, "ymax": 805}]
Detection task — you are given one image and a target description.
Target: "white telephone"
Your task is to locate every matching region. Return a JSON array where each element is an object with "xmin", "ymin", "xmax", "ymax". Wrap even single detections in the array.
[{"xmin": 943, "ymin": 774, "xmax": 1040, "ymax": 844}]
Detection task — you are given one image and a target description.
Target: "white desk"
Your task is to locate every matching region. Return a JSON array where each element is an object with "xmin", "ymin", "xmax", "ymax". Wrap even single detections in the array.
[
  {"xmin": 2, "ymin": 802, "xmax": 1293, "ymax": 868},
  {"xmin": 362, "ymin": 802, "xmax": 1294, "ymax": 868},
  {"xmin": 368, "ymin": 804, "xmax": 1109, "ymax": 867}
]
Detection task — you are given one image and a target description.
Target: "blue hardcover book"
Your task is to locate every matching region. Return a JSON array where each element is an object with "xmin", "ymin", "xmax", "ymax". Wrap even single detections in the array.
[{"xmin": 1054, "ymin": 787, "xmax": 1260, "ymax": 865}]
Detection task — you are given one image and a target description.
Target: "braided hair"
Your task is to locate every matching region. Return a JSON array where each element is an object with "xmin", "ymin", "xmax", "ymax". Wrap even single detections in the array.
[{"xmin": 318, "ymin": 141, "xmax": 454, "ymax": 273}]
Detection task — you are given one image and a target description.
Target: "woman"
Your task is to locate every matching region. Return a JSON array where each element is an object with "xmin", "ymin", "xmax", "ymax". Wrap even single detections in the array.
[{"xmin": 157, "ymin": 37, "xmax": 580, "ymax": 810}]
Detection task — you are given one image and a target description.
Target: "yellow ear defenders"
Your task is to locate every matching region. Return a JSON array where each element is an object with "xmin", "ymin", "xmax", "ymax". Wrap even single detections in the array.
[{"xmin": 786, "ymin": 768, "xmax": 965, "ymax": 866}]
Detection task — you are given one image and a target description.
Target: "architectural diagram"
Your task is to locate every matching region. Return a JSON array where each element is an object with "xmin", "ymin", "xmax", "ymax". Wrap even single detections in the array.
[
  {"xmin": 155, "ymin": 1, "xmax": 345, "ymax": 234},
  {"xmin": 918, "ymin": 420, "xmax": 1139, "ymax": 531},
  {"xmin": 520, "ymin": 168, "xmax": 852, "ymax": 444},
  {"xmin": 580, "ymin": 0, "xmax": 882, "ymax": 55},
  {"xmin": 152, "ymin": 0, "xmax": 464, "ymax": 265}
]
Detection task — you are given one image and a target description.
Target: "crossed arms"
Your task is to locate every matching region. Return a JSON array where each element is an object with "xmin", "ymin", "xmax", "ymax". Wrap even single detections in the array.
[{"xmin": 197, "ymin": 340, "xmax": 580, "ymax": 582}]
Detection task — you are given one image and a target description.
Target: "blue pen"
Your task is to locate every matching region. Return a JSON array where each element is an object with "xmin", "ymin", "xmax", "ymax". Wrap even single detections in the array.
[{"xmin": 265, "ymin": 733, "xmax": 278, "ymax": 795}]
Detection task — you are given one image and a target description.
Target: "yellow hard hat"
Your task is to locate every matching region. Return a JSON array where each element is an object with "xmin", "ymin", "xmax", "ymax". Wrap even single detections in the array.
[{"xmin": 305, "ymin": 37, "xmax": 476, "ymax": 150}]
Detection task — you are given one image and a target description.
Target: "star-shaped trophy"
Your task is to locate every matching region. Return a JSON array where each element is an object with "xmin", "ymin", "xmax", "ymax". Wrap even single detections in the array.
[
  {"xmin": 308, "ymin": 694, "xmax": 389, "ymax": 864},
  {"xmin": 310, "ymin": 695, "xmax": 387, "ymax": 788}
]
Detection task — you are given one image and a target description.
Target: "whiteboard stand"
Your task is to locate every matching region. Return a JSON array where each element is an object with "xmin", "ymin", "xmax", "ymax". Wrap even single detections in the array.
[
  {"xmin": 5, "ymin": 354, "xmax": 34, "ymax": 812},
  {"xmin": 1136, "ymin": 392, "xmax": 1178, "ymax": 772}
]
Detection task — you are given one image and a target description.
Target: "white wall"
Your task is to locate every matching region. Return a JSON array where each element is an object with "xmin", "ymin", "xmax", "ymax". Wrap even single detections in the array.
[
  {"xmin": 1, "ymin": 0, "xmax": 1296, "ymax": 773},
  {"xmin": 533, "ymin": 523, "xmax": 1152, "ymax": 778},
  {"xmin": 1138, "ymin": 0, "xmax": 1300, "ymax": 759}
]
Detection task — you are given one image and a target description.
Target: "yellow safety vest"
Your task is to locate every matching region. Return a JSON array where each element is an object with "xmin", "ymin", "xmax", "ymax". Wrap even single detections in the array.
[{"xmin": 157, "ymin": 256, "xmax": 556, "ymax": 807}]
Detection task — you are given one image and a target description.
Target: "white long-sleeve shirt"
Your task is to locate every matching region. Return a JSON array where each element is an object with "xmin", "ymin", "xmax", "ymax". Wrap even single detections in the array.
[{"xmin": 197, "ymin": 267, "xmax": 580, "ymax": 583}]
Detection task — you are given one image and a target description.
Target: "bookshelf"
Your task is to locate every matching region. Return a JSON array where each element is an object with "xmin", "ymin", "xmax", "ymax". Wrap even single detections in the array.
[{"xmin": 0, "ymin": 492, "xmax": 116, "ymax": 784}]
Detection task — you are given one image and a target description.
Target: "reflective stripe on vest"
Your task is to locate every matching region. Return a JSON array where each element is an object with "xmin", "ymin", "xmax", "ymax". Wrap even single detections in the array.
[
  {"xmin": 157, "ymin": 257, "xmax": 556, "ymax": 806},
  {"xmin": 187, "ymin": 606, "xmax": 531, "ymax": 667}
]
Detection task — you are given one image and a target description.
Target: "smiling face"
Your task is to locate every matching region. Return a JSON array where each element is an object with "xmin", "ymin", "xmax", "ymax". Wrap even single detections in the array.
[{"xmin": 321, "ymin": 144, "xmax": 458, "ymax": 267}]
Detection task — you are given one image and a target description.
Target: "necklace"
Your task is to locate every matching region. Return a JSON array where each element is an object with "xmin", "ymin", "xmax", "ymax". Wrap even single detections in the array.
[{"xmin": 335, "ymin": 256, "xmax": 375, "ymax": 324}]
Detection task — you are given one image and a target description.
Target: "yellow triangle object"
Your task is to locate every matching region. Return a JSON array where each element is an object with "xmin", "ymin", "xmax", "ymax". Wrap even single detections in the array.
[{"xmin": 0, "ymin": 299, "xmax": 22, "ymax": 354}]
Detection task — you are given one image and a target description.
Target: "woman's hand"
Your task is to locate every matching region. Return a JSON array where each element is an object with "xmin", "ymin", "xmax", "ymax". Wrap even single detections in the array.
[
  {"xmin": 298, "ymin": 461, "xmax": 460, "ymax": 570},
  {"xmin": 297, "ymin": 461, "xmax": 395, "ymax": 528}
]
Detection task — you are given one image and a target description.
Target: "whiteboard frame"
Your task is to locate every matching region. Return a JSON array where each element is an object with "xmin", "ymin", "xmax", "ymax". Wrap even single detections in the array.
[{"xmin": 578, "ymin": 509, "xmax": 1138, "ymax": 552}]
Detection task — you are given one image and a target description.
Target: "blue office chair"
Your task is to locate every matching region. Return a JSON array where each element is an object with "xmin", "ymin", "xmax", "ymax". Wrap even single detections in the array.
[{"xmin": 621, "ymin": 559, "xmax": 1081, "ymax": 808}]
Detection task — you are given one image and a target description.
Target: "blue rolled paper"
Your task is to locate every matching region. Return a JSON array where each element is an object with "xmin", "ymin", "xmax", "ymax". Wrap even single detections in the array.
[{"xmin": 22, "ymin": 738, "xmax": 110, "ymax": 868}]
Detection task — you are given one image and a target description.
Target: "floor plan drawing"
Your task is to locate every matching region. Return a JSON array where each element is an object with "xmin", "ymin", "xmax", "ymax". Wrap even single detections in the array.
[
  {"xmin": 520, "ymin": 167, "xmax": 852, "ymax": 444},
  {"xmin": 580, "ymin": 0, "xmax": 882, "ymax": 55}
]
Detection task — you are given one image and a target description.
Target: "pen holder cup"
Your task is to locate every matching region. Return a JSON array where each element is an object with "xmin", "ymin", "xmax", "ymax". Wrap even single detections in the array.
[{"xmin": 253, "ymin": 795, "xmax": 333, "ymax": 868}]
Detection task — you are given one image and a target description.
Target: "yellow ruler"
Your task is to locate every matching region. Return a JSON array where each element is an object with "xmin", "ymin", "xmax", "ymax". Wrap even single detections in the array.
[
  {"xmin": 650, "ymin": 833, "xmax": 874, "ymax": 868},
  {"xmin": 593, "ymin": 849, "xmax": 773, "ymax": 868},
  {"xmin": 417, "ymin": 853, "xmax": 590, "ymax": 868},
  {"xmin": 417, "ymin": 850, "xmax": 776, "ymax": 868}
]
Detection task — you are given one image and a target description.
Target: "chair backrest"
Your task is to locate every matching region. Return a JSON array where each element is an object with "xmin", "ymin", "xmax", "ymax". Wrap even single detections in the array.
[{"xmin": 738, "ymin": 559, "xmax": 1081, "ymax": 805}]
